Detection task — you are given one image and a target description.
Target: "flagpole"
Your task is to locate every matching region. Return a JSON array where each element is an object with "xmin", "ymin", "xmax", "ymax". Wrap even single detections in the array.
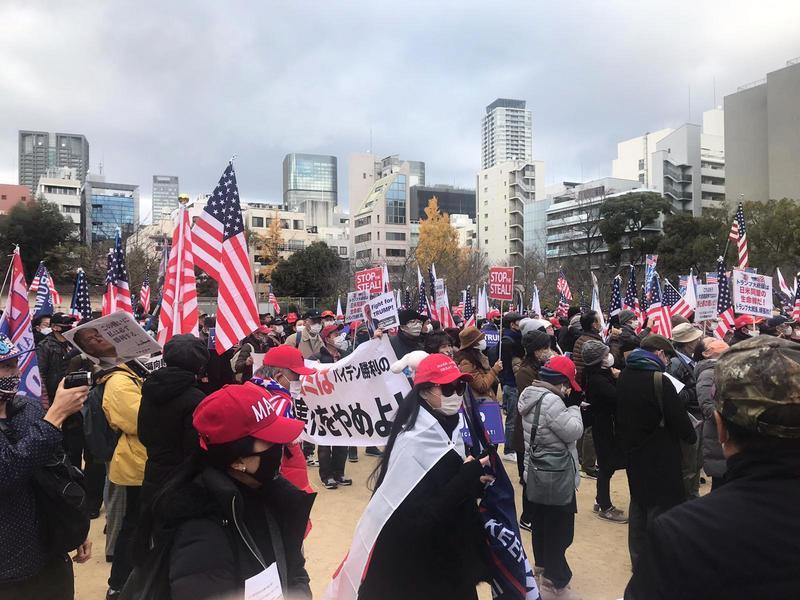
[
  {"xmin": 0, "ymin": 248, "xmax": 16, "ymax": 304},
  {"xmin": 172, "ymin": 201, "xmax": 186, "ymax": 337}
]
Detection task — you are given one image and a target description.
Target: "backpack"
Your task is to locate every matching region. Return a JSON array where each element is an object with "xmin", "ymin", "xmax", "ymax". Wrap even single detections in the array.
[
  {"xmin": 0, "ymin": 399, "xmax": 90, "ymax": 555},
  {"xmin": 82, "ymin": 367, "xmax": 124, "ymax": 462}
]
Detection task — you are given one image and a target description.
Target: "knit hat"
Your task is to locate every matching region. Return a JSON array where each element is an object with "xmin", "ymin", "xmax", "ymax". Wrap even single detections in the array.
[
  {"xmin": 458, "ymin": 326, "xmax": 484, "ymax": 350},
  {"xmin": 522, "ymin": 330, "xmax": 550, "ymax": 354},
  {"xmin": 619, "ymin": 310, "xmax": 637, "ymax": 326},
  {"xmin": 582, "ymin": 339, "xmax": 610, "ymax": 367}
]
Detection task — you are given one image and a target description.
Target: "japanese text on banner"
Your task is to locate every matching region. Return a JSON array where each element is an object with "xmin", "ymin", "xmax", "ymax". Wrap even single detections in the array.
[{"xmin": 731, "ymin": 270, "xmax": 773, "ymax": 318}]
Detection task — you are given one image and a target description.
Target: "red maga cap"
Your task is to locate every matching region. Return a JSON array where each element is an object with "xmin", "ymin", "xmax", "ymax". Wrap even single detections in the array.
[
  {"xmin": 321, "ymin": 310, "xmax": 335, "ymax": 318},
  {"xmin": 414, "ymin": 353, "xmax": 473, "ymax": 386},
  {"xmin": 193, "ymin": 382, "xmax": 305, "ymax": 449},
  {"xmin": 543, "ymin": 355, "xmax": 582, "ymax": 393},
  {"xmin": 261, "ymin": 345, "xmax": 317, "ymax": 375}
]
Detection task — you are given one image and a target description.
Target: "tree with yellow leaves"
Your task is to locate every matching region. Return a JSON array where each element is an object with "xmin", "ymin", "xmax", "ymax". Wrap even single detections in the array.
[
  {"xmin": 415, "ymin": 196, "xmax": 461, "ymax": 276},
  {"xmin": 252, "ymin": 207, "xmax": 284, "ymax": 281}
]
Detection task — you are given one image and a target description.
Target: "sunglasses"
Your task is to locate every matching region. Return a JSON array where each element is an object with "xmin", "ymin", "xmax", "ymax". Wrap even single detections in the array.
[{"xmin": 440, "ymin": 381, "xmax": 466, "ymax": 396}]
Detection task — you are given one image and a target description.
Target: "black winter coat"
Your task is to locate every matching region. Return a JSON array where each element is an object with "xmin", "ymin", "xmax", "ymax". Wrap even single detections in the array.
[
  {"xmin": 583, "ymin": 366, "xmax": 619, "ymax": 469},
  {"xmin": 626, "ymin": 449, "xmax": 800, "ymax": 600},
  {"xmin": 616, "ymin": 368, "xmax": 696, "ymax": 508},
  {"xmin": 667, "ymin": 354, "xmax": 700, "ymax": 418},
  {"xmin": 138, "ymin": 367, "xmax": 205, "ymax": 506},
  {"xmin": 36, "ymin": 334, "xmax": 80, "ymax": 401},
  {"xmin": 153, "ymin": 468, "xmax": 315, "ymax": 600},
  {"xmin": 389, "ymin": 330, "xmax": 423, "ymax": 359},
  {"xmin": 358, "ymin": 412, "xmax": 490, "ymax": 600}
]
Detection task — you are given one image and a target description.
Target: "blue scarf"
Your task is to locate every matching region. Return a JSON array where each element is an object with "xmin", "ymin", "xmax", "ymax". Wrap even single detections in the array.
[{"xmin": 625, "ymin": 348, "xmax": 665, "ymax": 372}]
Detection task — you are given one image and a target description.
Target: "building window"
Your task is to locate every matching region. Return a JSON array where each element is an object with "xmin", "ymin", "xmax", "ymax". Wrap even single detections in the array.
[
  {"xmin": 386, "ymin": 248, "xmax": 406, "ymax": 257},
  {"xmin": 385, "ymin": 175, "xmax": 406, "ymax": 224},
  {"xmin": 638, "ymin": 159, "xmax": 645, "ymax": 170},
  {"xmin": 251, "ymin": 216, "xmax": 264, "ymax": 228},
  {"xmin": 355, "ymin": 232, "xmax": 372, "ymax": 244},
  {"xmin": 638, "ymin": 173, "xmax": 645, "ymax": 183},
  {"xmin": 484, "ymin": 226, "xmax": 488, "ymax": 232},
  {"xmin": 338, "ymin": 246, "xmax": 348, "ymax": 256},
  {"xmin": 385, "ymin": 231, "xmax": 406, "ymax": 241},
  {"xmin": 355, "ymin": 249, "xmax": 371, "ymax": 260},
  {"xmin": 355, "ymin": 215, "xmax": 371, "ymax": 228},
  {"xmin": 293, "ymin": 219, "xmax": 304, "ymax": 230}
]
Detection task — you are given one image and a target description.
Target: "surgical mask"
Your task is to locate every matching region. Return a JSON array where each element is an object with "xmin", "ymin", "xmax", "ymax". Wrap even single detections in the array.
[
  {"xmin": 475, "ymin": 339, "xmax": 487, "ymax": 351},
  {"xmin": 403, "ymin": 322, "xmax": 423, "ymax": 337},
  {"xmin": 323, "ymin": 319, "xmax": 335, "ymax": 327},
  {"xmin": 0, "ymin": 375, "xmax": 20, "ymax": 402},
  {"xmin": 423, "ymin": 323, "xmax": 433, "ymax": 334},
  {"xmin": 39, "ymin": 327, "xmax": 52, "ymax": 336},
  {"xmin": 295, "ymin": 325, "xmax": 305, "ymax": 333},
  {"xmin": 333, "ymin": 334, "xmax": 348, "ymax": 351},
  {"xmin": 436, "ymin": 392, "xmax": 463, "ymax": 416},
  {"xmin": 250, "ymin": 445, "xmax": 284, "ymax": 484},
  {"xmin": 289, "ymin": 380, "xmax": 302, "ymax": 397},
  {"xmin": 603, "ymin": 354, "xmax": 615, "ymax": 368},
  {"xmin": 274, "ymin": 325, "xmax": 284, "ymax": 335},
  {"xmin": 308, "ymin": 323, "xmax": 322, "ymax": 336}
]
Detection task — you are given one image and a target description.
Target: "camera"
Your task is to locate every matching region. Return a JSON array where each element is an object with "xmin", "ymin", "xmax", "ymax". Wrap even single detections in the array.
[{"xmin": 63, "ymin": 371, "xmax": 93, "ymax": 389}]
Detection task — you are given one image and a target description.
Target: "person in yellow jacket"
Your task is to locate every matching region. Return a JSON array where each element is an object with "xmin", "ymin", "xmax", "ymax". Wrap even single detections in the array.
[{"xmin": 101, "ymin": 364, "xmax": 144, "ymax": 598}]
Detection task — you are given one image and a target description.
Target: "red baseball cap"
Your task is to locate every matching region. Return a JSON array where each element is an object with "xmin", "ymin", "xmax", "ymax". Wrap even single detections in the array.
[
  {"xmin": 321, "ymin": 323, "xmax": 344, "ymax": 339},
  {"xmin": 487, "ymin": 309, "xmax": 501, "ymax": 320},
  {"xmin": 256, "ymin": 325, "xmax": 271, "ymax": 334},
  {"xmin": 193, "ymin": 382, "xmax": 305, "ymax": 449},
  {"xmin": 542, "ymin": 355, "xmax": 582, "ymax": 393},
  {"xmin": 414, "ymin": 353, "xmax": 472, "ymax": 386},
  {"xmin": 321, "ymin": 310, "xmax": 335, "ymax": 318},
  {"xmin": 734, "ymin": 315, "xmax": 761, "ymax": 329},
  {"xmin": 262, "ymin": 345, "xmax": 317, "ymax": 375}
]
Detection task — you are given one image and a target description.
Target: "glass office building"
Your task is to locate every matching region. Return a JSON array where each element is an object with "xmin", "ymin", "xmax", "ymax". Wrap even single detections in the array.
[
  {"xmin": 80, "ymin": 178, "xmax": 140, "ymax": 244},
  {"xmin": 282, "ymin": 154, "xmax": 337, "ymax": 228}
]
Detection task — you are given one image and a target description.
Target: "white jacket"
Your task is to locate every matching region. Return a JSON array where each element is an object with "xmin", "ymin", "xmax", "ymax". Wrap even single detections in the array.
[{"xmin": 518, "ymin": 381, "xmax": 583, "ymax": 489}]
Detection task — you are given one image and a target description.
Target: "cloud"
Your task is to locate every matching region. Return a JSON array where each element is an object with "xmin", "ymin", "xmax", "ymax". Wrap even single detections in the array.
[{"xmin": 1, "ymin": 0, "xmax": 798, "ymax": 218}]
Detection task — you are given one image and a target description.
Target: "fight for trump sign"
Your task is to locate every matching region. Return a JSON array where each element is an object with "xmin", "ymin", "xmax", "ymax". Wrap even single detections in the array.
[
  {"xmin": 354, "ymin": 267, "xmax": 383, "ymax": 294},
  {"xmin": 295, "ymin": 337, "xmax": 410, "ymax": 446},
  {"xmin": 731, "ymin": 270, "xmax": 773, "ymax": 318},
  {"xmin": 488, "ymin": 267, "xmax": 515, "ymax": 301}
]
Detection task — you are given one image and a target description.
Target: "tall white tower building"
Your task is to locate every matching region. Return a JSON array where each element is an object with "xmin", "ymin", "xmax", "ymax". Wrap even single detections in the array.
[{"xmin": 481, "ymin": 99, "xmax": 532, "ymax": 169}]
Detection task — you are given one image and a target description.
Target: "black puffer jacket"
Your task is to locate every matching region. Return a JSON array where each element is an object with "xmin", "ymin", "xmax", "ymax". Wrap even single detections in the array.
[
  {"xmin": 147, "ymin": 468, "xmax": 314, "ymax": 600},
  {"xmin": 36, "ymin": 334, "xmax": 80, "ymax": 401},
  {"xmin": 667, "ymin": 355, "xmax": 699, "ymax": 418}
]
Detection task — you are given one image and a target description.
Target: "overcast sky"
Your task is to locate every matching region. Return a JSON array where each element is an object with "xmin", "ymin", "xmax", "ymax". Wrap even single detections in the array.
[{"xmin": 1, "ymin": 1, "xmax": 798, "ymax": 220}]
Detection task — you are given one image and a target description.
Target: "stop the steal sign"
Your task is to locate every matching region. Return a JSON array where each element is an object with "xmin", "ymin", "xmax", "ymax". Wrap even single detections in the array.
[{"xmin": 488, "ymin": 267, "xmax": 514, "ymax": 301}]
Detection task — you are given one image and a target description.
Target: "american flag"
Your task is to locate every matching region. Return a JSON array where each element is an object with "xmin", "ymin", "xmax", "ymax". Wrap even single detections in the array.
[
  {"xmin": 705, "ymin": 272, "xmax": 718, "ymax": 286},
  {"xmin": 609, "ymin": 275, "xmax": 622, "ymax": 317},
  {"xmin": 402, "ymin": 287, "xmax": 411, "ymax": 311},
  {"xmin": 714, "ymin": 258, "xmax": 736, "ymax": 338},
  {"xmin": 729, "ymin": 203, "xmax": 749, "ymax": 269},
  {"xmin": 623, "ymin": 265, "xmax": 643, "ymax": 330},
  {"xmin": 457, "ymin": 291, "xmax": 465, "ymax": 316},
  {"xmin": 32, "ymin": 265, "xmax": 55, "ymax": 319},
  {"xmin": 108, "ymin": 228, "xmax": 133, "ymax": 315},
  {"xmin": 428, "ymin": 266, "xmax": 437, "ymax": 312},
  {"xmin": 646, "ymin": 273, "xmax": 672, "ymax": 338},
  {"xmin": 70, "ymin": 269, "xmax": 92, "ymax": 320},
  {"xmin": 640, "ymin": 283, "xmax": 649, "ymax": 313},
  {"xmin": 792, "ymin": 272, "xmax": 800, "ymax": 323},
  {"xmin": 644, "ymin": 254, "xmax": 658, "ymax": 301},
  {"xmin": 268, "ymin": 284, "xmax": 281, "ymax": 314},
  {"xmin": 463, "ymin": 287, "xmax": 475, "ymax": 327},
  {"xmin": 531, "ymin": 283, "xmax": 541, "ymax": 317},
  {"xmin": 139, "ymin": 274, "xmax": 151, "ymax": 315},
  {"xmin": 557, "ymin": 268, "xmax": 572, "ymax": 301},
  {"xmin": 417, "ymin": 267, "xmax": 427, "ymax": 315},
  {"xmin": 158, "ymin": 205, "xmax": 199, "ymax": 345},
  {"xmin": 192, "ymin": 162, "xmax": 259, "ymax": 353},
  {"xmin": 29, "ymin": 262, "xmax": 62, "ymax": 305},
  {"xmin": 664, "ymin": 279, "xmax": 694, "ymax": 319},
  {"xmin": 0, "ymin": 248, "xmax": 42, "ymax": 405},
  {"xmin": 102, "ymin": 250, "xmax": 115, "ymax": 316},
  {"xmin": 557, "ymin": 292, "xmax": 570, "ymax": 318},
  {"xmin": 579, "ymin": 289, "xmax": 590, "ymax": 314}
]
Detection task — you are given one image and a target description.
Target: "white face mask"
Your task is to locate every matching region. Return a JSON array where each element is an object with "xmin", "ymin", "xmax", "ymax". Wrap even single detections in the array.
[
  {"xmin": 435, "ymin": 392, "xmax": 463, "ymax": 416},
  {"xmin": 289, "ymin": 380, "xmax": 302, "ymax": 397},
  {"xmin": 475, "ymin": 339, "xmax": 487, "ymax": 351},
  {"xmin": 603, "ymin": 354, "xmax": 615, "ymax": 368},
  {"xmin": 274, "ymin": 325, "xmax": 284, "ymax": 334},
  {"xmin": 423, "ymin": 323, "xmax": 433, "ymax": 334},
  {"xmin": 39, "ymin": 327, "xmax": 52, "ymax": 336},
  {"xmin": 403, "ymin": 322, "xmax": 423, "ymax": 337},
  {"xmin": 296, "ymin": 325, "xmax": 305, "ymax": 332},
  {"xmin": 308, "ymin": 323, "xmax": 322, "ymax": 336},
  {"xmin": 323, "ymin": 319, "xmax": 335, "ymax": 327},
  {"xmin": 333, "ymin": 334, "xmax": 348, "ymax": 351}
]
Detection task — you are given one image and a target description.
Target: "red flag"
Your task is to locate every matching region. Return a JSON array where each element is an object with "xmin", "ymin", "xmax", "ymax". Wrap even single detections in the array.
[
  {"xmin": 158, "ymin": 206, "xmax": 199, "ymax": 345},
  {"xmin": 192, "ymin": 162, "xmax": 259, "ymax": 353}
]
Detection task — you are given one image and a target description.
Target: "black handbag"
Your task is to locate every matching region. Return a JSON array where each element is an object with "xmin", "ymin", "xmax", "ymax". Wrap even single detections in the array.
[{"xmin": 525, "ymin": 391, "xmax": 576, "ymax": 506}]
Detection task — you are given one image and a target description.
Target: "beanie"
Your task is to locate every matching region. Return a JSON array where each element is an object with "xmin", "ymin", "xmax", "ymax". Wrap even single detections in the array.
[{"xmin": 582, "ymin": 339, "xmax": 610, "ymax": 367}]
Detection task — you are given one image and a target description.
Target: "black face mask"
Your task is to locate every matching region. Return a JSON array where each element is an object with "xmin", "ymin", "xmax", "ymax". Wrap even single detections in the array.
[{"xmin": 250, "ymin": 444, "xmax": 284, "ymax": 484}]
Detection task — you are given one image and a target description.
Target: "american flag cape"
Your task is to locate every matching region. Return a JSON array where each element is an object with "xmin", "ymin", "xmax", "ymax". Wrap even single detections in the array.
[
  {"xmin": 325, "ymin": 405, "xmax": 467, "ymax": 600},
  {"xmin": 714, "ymin": 259, "xmax": 736, "ymax": 338},
  {"xmin": 729, "ymin": 202, "xmax": 749, "ymax": 269},
  {"xmin": 70, "ymin": 269, "xmax": 92, "ymax": 320},
  {"xmin": 192, "ymin": 162, "xmax": 259, "ymax": 353},
  {"xmin": 0, "ymin": 248, "xmax": 42, "ymax": 404},
  {"xmin": 158, "ymin": 205, "xmax": 199, "ymax": 345},
  {"xmin": 29, "ymin": 261, "xmax": 62, "ymax": 306},
  {"xmin": 646, "ymin": 272, "xmax": 672, "ymax": 338},
  {"xmin": 139, "ymin": 274, "xmax": 151, "ymax": 315},
  {"xmin": 461, "ymin": 388, "xmax": 540, "ymax": 600}
]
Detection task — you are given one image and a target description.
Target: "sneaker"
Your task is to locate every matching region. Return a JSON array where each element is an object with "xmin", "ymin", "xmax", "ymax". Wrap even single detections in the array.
[
  {"xmin": 106, "ymin": 589, "xmax": 121, "ymax": 600},
  {"xmin": 348, "ymin": 447, "xmax": 359, "ymax": 463},
  {"xmin": 519, "ymin": 518, "xmax": 532, "ymax": 532},
  {"xmin": 334, "ymin": 475, "xmax": 353, "ymax": 486},
  {"xmin": 580, "ymin": 467, "xmax": 598, "ymax": 479},
  {"xmin": 306, "ymin": 454, "xmax": 319, "ymax": 467},
  {"xmin": 597, "ymin": 506, "xmax": 628, "ymax": 524},
  {"xmin": 323, "ymin": 478, "xmax": 338, "ymax": 489},
  {"xmin": 592, "ymin": 503, "xmax": 601, "ymax": 513},
  {"xmin": 501, "ymin": 452, "xmax": 517, "ymax": 463},
  {"xmin": 540, "ymin": 577, "xmax": 581, "ymax": 600},
  {"xmin": 365, "ymin": 447, "xmax": 383, "ymax": 457}
]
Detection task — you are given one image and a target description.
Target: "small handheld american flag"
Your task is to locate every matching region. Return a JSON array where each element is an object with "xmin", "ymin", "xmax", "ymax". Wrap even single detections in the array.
[
  {"xmin": 139, "ymin": 274, "xmax": 151, "ymax": 315},
  {"xmin": 714, "ymin": 258, "xmax": 736, "ymax": 338},
  {"xmin": 609, "ymin": 275, "xmax": 622, "ymax": 317}
]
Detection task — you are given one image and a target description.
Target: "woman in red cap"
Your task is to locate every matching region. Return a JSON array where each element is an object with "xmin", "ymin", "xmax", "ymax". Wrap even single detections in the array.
[
  {"xmin": 327, "ymin": 354, "xmax": 494, "ymax": 600},
  {"xmin": 517, "ymin": 355, "xmax": 584, "ymax": 600},
  {"xmin": 130, "ymin": 382, "xmax": 315, "ymax": 600}
]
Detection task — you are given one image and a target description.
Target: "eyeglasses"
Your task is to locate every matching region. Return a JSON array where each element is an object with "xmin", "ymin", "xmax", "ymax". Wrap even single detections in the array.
[{"xmin": 441, "ymin": 381, "xmax": 466, "ymax": 396}]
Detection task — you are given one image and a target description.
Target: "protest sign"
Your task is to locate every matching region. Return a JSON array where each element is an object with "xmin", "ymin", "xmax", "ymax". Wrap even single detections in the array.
[
  {"xmin": 365, "ymin": 291, "xmax": 399, "ymax": 331},
  {"xmin": 488, "ymin": 267, "xmax": 514, "ymax": 301},
  {"xmin": 694, "ymin": 284, "xmax": 719, "ymax": 322},
  {"xmin": 460, "ymin": 401, "xmax": 505, "ymax": 446},
  {"xmin": 354, "ymin": 267, "xmax": 383, "ymax": 294},
  {"xmin": 142, "ymin": 356, "xmax": 165, "ymax": 372},
  {"xmin": 732, "ymin": 270, "xmax": 773, "ymax": 318},
  {"xmin": 480, "ymin": 322, "xmax": 500, "ymax": 349},
  {"xmin": 64, "ymin": 311, "xmax": 162, "ymax": 365},
  {"xmin": 295, "ymin": 337, "xmax": 410, "ymax": 446},
  {"xmin": 344, "ymin": 290, "xmax": 369, "ymax": 323},
  {"xmin": 434, "ymin": 278, "xmax": 447, "ymax": 309},
  {"xmin": 207, "ymin": 327, "xmax": 216, "ymax": 350}
]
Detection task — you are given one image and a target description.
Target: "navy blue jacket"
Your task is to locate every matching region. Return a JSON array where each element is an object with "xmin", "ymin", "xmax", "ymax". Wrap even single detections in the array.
[{"xmin": 0, "ymin": 397, "xmax": 63, "ymax": 582}]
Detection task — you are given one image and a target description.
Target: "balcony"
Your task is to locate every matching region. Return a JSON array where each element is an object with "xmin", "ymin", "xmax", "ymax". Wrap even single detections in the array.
[
  {"xmin": 509, "ymin": 240, "xmax": 524, "ymax": 256},
  {"xmin": 663, "ymin": 164, "xmax": 692, "ymax": 183},
  {"xmin": 509, "ymin": 199, "xmax": 524, "ymax": 215},
  {"xmin": 664, "ymin": 188, "xmax": 693, "ymax": 203},
  {"xmin": 701, "ymin": 167, "xmax": 725, "ymax": 179},
  {"xmin": 701, "ymin": 182, "xmax": 725, "ymax": 195},
  {"xmin": 509, "ymin": 227, "xmax": 523, "ymax": 243},
  {"xmin": 510, "ymin": 213, "xmax": 524, "ymax": 228}
]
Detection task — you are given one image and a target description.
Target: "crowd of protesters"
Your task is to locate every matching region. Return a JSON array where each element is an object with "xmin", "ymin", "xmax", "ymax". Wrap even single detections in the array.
[{"xmin": 1, "ymin": 296, "xmax": 800, "ymax": 600}]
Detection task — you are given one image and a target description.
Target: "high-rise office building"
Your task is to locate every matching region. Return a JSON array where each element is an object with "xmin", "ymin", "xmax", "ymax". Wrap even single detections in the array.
[
  {"xmin": 612, "ymin": 129, "xmax": 674, "ymax": 187},
  {"xmin": 80, "ymin": 175, "xmax": 140, "ymax": 244},
  {"xmin": 18, "ymin": 131, "xmax": 89, "ymax": 193},
  {"xmin": 151, "ymin": 175, "xmax": 180, "ymax": 222},
  {"xmin": 724, "ymin": 59, "xmax": 800, "ymax": 203},
  {"xmin": 283, "ymin": 154, "xmax": 337, "ymax": 228},
  {"xmin": 36, "ymin": 167, "xmax": 82, "ymax": 225},
  {"xmin": 481, "ymin": 99, "xmax": 532, "ymax": 170}
]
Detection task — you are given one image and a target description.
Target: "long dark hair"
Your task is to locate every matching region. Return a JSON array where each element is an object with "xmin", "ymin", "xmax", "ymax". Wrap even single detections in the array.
[{"xmin": 368, "ymin": 382, "xmax": 435, "ymax": 493}]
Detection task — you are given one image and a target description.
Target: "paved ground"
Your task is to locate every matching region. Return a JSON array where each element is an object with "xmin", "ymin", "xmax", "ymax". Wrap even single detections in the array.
[{"xmin": 75, "ymin": 453, "xmax": 689, "ymax": 599}]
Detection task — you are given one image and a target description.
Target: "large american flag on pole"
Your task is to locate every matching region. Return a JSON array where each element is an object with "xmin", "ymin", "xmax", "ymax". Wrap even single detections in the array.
[
  {"xmin": 556, "ymin": 268, "xmax": 572, "ymax": 301},
  {"xmin": 664, "ymin": 278, "xmax": 694, "ymax": 319},
  {"xmin": 192, "ymin": 162, "xmax": 259, "ymax": 353},
  {"xmin": 158, "ymin": 205, "xmax": 199, "ymax": 345},
  {"xmin": 417, "ymin": 266, "xmax": 428, "ymax": 316},
  {"xmin": 108, "ymin": 228, "xmax": 133, "ymax": 315},
  {"xmin": 646, "ymin": 272, "xmax": 672, "ymax": 338},
  {"xmin": 729, "ymin": 203, "xmax": 749, "ymax": 269},
  {"xmin": 463, "ymin": 287, "xmax": 476, "ymax": 328},
  {"xmin": 714, "ymin": 258, "xmax": 736, "ymax": 339},
  {"xmin": 70, "ymin": 269, "xmax": 92, "ymax": 320},
  {"xmin": 0, "ymin": 248, "xmax": 42, "ymax": 404},
  {"xmin": 609, "ymin": 275, "xmax": 622, "ymax": 317}
]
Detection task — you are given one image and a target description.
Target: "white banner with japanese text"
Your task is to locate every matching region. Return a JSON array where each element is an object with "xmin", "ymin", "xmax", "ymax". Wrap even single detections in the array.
[{"xmin": 295, "ymin": 337, "xmax": 410, "ymax": 446}]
